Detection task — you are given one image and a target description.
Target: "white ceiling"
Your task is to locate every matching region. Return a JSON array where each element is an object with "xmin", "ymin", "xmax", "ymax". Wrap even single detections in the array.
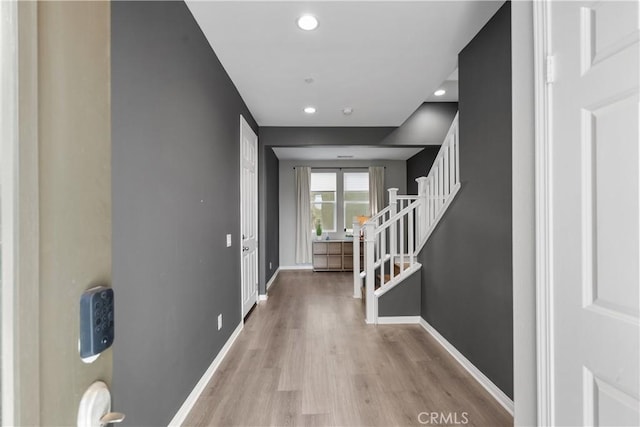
[
  {"xmin": 272, "ymin": 145, "xmax": 424, "ymax": 161},
  {"xmin": 186, "ymin": 1, "xmax": 503, "ymax": 127}
]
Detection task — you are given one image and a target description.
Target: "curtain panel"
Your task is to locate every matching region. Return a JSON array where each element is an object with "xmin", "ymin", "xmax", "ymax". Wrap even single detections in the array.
[
  {"xmin": 368, "ymin": 166, "xmax": 385, "ymax": 216},
  {"xmin": 295, "ymin": 166, "xmax": 312, "ymax": 264}
]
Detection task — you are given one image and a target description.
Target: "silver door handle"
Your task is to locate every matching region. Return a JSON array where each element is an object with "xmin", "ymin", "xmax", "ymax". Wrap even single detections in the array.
[{"xmin": 242, "ymin": 246, "xmax": 249, "ymax": 252}]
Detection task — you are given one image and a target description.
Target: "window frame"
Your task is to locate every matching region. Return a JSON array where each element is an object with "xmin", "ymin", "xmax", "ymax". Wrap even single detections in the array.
[
  {"xmin": 343, "ymin": 171, "xmax": 370, "ymax": 230},
  {"xmin": 310, "ymin": 171, "xmax": 338, "ymax": 233},
  {"xmin": 309, "ymin": 168, "xmax": 371, "ymax": 236}
]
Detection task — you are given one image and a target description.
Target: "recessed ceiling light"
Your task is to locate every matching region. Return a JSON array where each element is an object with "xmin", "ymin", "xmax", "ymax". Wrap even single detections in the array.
[
  {"xmin": 342, "ymin": 107, "xmax": 353, "ymax": 115},
  {"xmin": 304, "ymin": 77, "xmax": 314, "ymax": 84},
  {"xmin": 337, "ymin": 155, "xmax": 354, "ymax": 159},
  {"xmin": 304, "ymin": 106, "xmax": 316, "ymax": 114},
  {"xmin": 297, "ymin": 14, "xmax": 318, "ymax": 31},
  {"xmin": 434, "ymin": 89, "xmax": 446, "ymax": 96}
]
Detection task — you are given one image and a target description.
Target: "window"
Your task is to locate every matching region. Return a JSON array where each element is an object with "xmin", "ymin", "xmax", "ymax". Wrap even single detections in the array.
[
  {"xmin": 344, "ymin": 172, "xmax": 369, "ymax": 228},
  {"xmin": 310, "ymin": 172, "xmax": 336, "ymax": 232}
]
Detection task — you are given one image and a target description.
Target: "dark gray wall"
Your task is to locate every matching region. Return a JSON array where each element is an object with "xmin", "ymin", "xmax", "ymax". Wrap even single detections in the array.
[
  {"xmin": 406, "ymin": 146, "xmax": 441, "ymax": 194},
  {"xmin": 378, "ymin": 270, "xmax": 421, "ymax": 317},
  {"xmin": 382, "ymin": 102, "xmax": 458, "ymax": 145},
  {"xmin": 111, "ymin": 2, "xmax": 258, "ymax": 425},
  {"xmin": 260, "ymin": 126, "xmax": 396, "ymax": 147},
  {"xmin": 259, "ymin": 146, "xmax": 279, "ymax": 292},
  {"xmin": 418, "ymin": 2, "xmax": 513, "ymax": 398}
]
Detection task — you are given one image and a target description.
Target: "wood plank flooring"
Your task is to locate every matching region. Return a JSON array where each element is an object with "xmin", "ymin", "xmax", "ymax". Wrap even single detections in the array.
[{"xmin": 184, "ymin": 271, "xmax": 513, "ymax": 426}]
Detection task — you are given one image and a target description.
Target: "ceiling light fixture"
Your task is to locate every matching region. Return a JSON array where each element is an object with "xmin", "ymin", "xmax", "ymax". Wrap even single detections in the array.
[
  {"xmin": 434, "ymin": 89, "xmax": 446, "ymax": 96},
  {"xmin": 297, "ymin": 14, "xmax": 319, "ymax": 31},
  {"xmin": 342, "ymin": 107, "xmax": 353, "ymax": 115},
  {"xmin": 304, "ymin": 106, "xmax": 316, "ymax": 114}
]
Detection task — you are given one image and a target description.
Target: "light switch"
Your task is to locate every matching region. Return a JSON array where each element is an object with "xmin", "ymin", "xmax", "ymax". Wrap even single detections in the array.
[{"xmin": 226, "ymin": 234, "xmax": 232, "ymax": 247}]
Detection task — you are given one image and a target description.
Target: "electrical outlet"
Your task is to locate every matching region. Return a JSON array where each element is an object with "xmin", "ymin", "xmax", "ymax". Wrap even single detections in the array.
[
  {"xmin": 217, "ymin": 314, "xmax": 223, "ymax": 330},
  {"xmin": 226, "ymin": 234, "xmax": 232, "ymax": 247},
  {"xmin": 269, "ymin": 262, "xmax": 272, "ymax": 270}
]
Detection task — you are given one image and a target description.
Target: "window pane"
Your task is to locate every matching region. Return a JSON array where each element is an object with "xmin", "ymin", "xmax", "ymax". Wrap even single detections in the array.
[
  {"xmin": 311, "ymin": 191, "xmax": 336, "ymax": 203},
  {"xmin": 344, "ymin": 172, "xmax": 368, "ymax": 191},
  {"xmin": 344, "ymin": 190, "xmax": 369, "ymax": 202},
  {"xmin": 345, "ymin": 202, "xmax": 369, "ymax": 226},
  {"xmin": 310, "ymin": 172, "xmax": 336, "ymax": 192},
  {"xmin": 311, "ymin": 202, "xmax": 335, "ymax": 231}
]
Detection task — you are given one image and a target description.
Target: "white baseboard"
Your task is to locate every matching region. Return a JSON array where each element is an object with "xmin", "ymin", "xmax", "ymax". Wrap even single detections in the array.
[
  {"xmin": 418, "ymin": 318, "xmax": 514, "ymax": 415},
  {"xmin": 377, "ymin": 316, "xmax": 421, "ymax": 324},
  {"xmin": 265, "ymin": 267, "xmax": 280, "ymax": 291},
  {"xmin": 258, "ymin": 294, "xmax": 268, "ymax": 302},
  {"xmin": 168, "ymin": 322, "xmax": 244, "ymax": 426},
  {"xmin": 278, "ymin": 265, "xmax": 313, "ymax": 270}
]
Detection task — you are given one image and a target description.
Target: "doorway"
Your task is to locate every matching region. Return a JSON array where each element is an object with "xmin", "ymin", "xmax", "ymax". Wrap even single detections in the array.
[
  {"xmin": 535, "ymin": 1, "xmax": 640, "ymax": 424},
  {"xmin": 240, "ymin": 115, "xmax": 258, "ymax": 318}
]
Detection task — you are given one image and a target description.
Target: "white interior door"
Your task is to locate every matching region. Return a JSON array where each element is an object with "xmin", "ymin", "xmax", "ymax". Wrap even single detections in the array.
[
  {"xmin": 549, "ymin": 1, "xmax": 639, "ymax": 425},
  {"xmin": 240, "ymin": 115, "xmax": 258, "ymax": 318}
]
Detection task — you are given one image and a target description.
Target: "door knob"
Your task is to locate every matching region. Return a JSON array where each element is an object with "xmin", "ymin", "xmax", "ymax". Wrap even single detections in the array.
[
  {"xmin": 242, "ymin": 246, "xmax": 249, "ymax": 252},
  {"xmin": 77, "ymin": 381, "xmax": 126, "ymax": 427},
  {"xmin": 100, "ymin": 412, "xmax": 125, "ymax": 425}
]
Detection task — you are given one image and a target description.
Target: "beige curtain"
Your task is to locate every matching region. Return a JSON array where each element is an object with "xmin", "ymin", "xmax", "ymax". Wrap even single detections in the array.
[
  {"xmin": 295, "ymin": 167, "xmax": 312, "ymax": 264},
  {"xmin": 369, "ymin": 166, "xmax": 385, "ymax": 216}
]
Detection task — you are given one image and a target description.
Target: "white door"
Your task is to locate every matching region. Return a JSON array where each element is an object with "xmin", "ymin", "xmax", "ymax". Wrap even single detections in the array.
[
  {"xmin": 240, "ymin": 115, "xmax": 258, "ymax": 318},
  {"xmin": 549, "ymin": 1, "xmax": 639, "ymax": 425}
]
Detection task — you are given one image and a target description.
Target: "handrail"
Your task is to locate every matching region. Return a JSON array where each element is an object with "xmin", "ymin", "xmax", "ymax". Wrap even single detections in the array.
[
  {"xmin": 374, "ymin": 199, "xmax": 420, "ymax": 235},
  {"xmin": 353, "ymin": 112, "xmax": 461, "ymax": 324},
  {"xmin": 364, "ymin": 204, "xmax": 392, "ymax": 226}
]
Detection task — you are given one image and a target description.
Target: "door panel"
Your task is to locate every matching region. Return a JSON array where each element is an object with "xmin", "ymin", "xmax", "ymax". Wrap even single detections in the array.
[
  {"xmin": 550, "ymin": 1, "xmax": 639, "ymax": 425},
  {"xmin": 240, "ymin": 116, "xmax": 258, "ymax": 318}
]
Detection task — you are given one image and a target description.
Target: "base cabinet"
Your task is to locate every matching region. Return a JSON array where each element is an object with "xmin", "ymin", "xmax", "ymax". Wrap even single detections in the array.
[{"xmin": 312, "ymin": 240, "xmax": 363, "ymax": 272}]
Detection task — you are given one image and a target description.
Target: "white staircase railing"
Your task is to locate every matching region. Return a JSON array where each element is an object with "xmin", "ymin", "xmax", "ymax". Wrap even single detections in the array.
[{"xmin": 353, "ymin": 112, "xmax": 461, "ymax": 324}]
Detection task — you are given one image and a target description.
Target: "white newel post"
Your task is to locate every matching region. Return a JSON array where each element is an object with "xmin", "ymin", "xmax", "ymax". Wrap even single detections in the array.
[
  {"xmin": 364, "ymin": 222, "xmax": 376, "ymax": 324},
  {"xmin": 388, "ymin": 188, "xmax": 398, "ymax": 260},
  {"xmin": 352, "ymin": 221, "xmax": 361, "ymax": 298},
  {"xmin": 416, "ymin": 177, "xmax": 428, "ymax": 245}
]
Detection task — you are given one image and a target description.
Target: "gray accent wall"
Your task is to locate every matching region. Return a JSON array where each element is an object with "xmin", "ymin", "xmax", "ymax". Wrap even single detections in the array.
[
  {"xmin": 406, "ymin": 146, "xmax": 441, "ymax": 194},
  {"xmin": 382, "ymin": 102, "xmax": 458, "ymax": 145},
  {"xmin": 278, "ymin": 160, "xmax": 407, "ymax": 267},
  {"xmin": 417, "ymin": 1, "xmax": 513, "ymax": 398},
  {"xmin": 111, "ymin": 2, "xmax": 258, "ymax": 425},
  {"xmin": 378, "ymin": 270, "xmax": 421, "ymax": 317}
]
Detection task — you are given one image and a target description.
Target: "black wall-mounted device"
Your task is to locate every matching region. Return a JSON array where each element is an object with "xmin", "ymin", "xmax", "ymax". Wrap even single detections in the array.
[{"xmin": 80, "ymin": 286, "xmax": 114, "ymax": 359}]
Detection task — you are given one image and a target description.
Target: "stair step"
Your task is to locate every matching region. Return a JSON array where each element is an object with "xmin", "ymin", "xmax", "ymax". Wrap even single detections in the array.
[{"xmin": 393, "ymin": 262, "xmax": 411, "ymax": 275}]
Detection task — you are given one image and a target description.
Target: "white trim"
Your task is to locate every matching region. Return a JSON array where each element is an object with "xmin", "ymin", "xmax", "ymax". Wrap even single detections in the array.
[
  {"xmin": 279, "ymin": 265, "xmax": 313, "ymax": 270},
  {"xmin": 266, "ymin": 267, "xmax": 280, "ymax": 290},
  {"xmin": 533, "ymin": 1, "xmax": 555, "ymax": 425},
  {"xmin": 1, "ymin": 2, "xmax": 19, "ymax": 423},
  {"xmin": 168, "ymin": 322, "xmax": 244, "ymax": 427},
  {"xmin": 373, "ymin": 263, "xmax": 421, "ymax": 298},
  {"xmin": 419, "ymin": 318, "xmax": 514, "ymax": 416},
  {"xmin": 377, "ymin": 316, "xmax": 420, "ymax": 325},
  {"xmin": 258, "ymin": 294, "xmax": 268, "ymax": 302}
]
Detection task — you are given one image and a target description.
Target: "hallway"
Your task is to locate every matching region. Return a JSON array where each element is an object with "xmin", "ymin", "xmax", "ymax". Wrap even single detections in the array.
[{"xmin": 184, "ymin": 271, "xmax": 512, "ymax": 426}]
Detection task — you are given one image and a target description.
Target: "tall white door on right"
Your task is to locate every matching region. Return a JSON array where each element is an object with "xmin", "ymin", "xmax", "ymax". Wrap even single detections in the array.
[{"xmin": 549, "ymin": 1, "xmax": 639, "ymax": 425}]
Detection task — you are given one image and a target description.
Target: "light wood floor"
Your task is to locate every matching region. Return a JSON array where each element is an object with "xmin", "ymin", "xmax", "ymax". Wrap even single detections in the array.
[{"xmin": 184, "ymin": 271, "xmax": 513, "ymax": 426}]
